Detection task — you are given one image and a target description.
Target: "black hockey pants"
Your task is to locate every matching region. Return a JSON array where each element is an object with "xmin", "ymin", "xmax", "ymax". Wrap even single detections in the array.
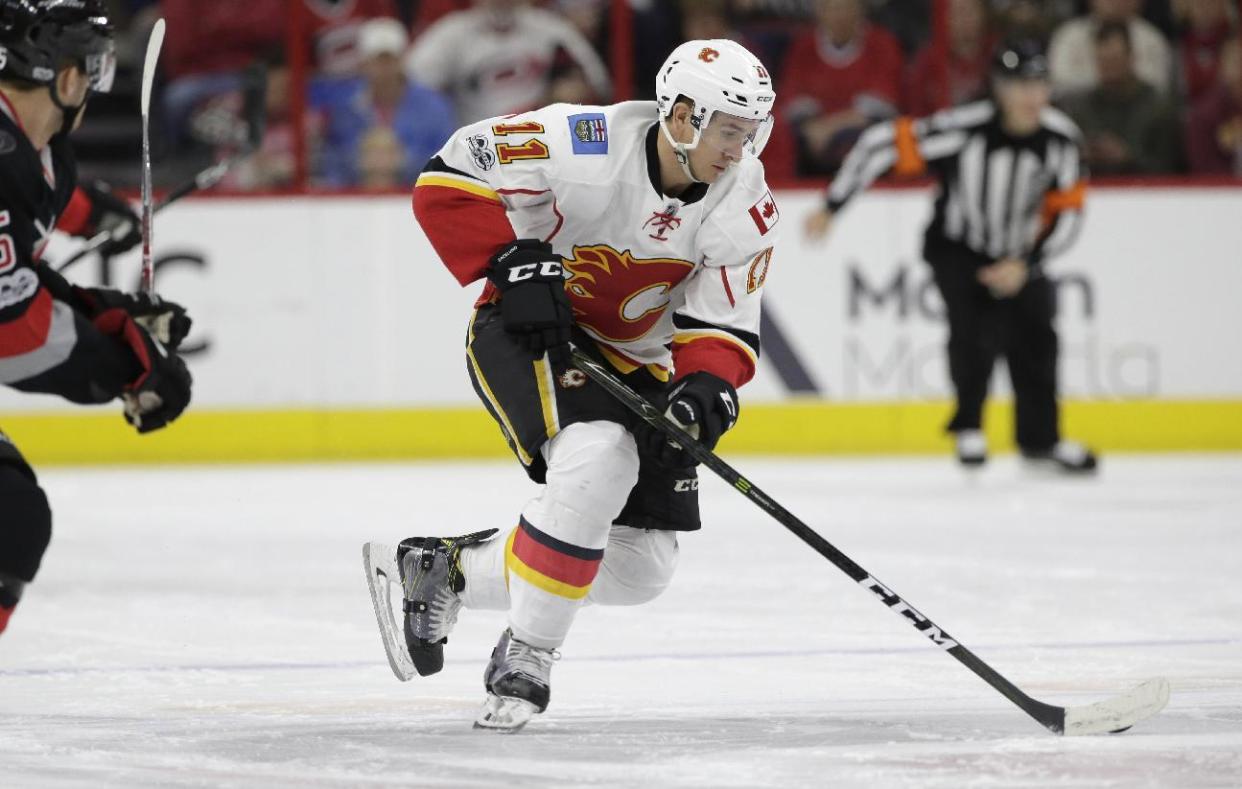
[{"xmin": 0, "ymin": 430, "xmax": 52, "ymax": 586}]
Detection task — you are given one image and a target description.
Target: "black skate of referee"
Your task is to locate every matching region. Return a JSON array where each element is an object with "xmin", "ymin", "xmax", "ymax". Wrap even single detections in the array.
[
  {"xmin": 806, "ymin": 39, "xmax": 1097, "ymax": 473},
  {"xmin": 0, "ymin": 0, "xmax": 194, "ymax": 637}
]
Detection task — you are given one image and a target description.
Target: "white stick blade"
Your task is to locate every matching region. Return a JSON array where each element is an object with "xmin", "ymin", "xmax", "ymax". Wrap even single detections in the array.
[
  {"xmin": 1062, "ymin": 678, "xmax": 1171, "ymax": 736},
  {"xmin": 362, "ymin": 542, "xmax": 416, "ymax": 682},
  {"xmin": 138, "ymin": 18, "xmax": 165, "ymax": 295},
  {"xmin": 141, "ymin": 19, "xmax": 166, "ymax": 114}
]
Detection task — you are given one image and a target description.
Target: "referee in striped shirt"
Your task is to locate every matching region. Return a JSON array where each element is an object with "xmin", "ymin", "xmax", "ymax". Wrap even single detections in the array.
[{"xmin": 805, "ymin": 40, "xmax": 1097, "ymax": 473}]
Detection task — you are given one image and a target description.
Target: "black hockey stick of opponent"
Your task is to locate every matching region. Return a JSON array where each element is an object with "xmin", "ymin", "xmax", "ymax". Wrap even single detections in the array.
[
  {"xmin": 55, "ymin": 162, "xmax": 219, "ymax": 274},
  {"xmin": 56, "ymin": 62, "xmax": 268, "ymax": 275},
  {"xmin": 568, "ymin": 345, "xmax": 1169, "ymax": 736}
]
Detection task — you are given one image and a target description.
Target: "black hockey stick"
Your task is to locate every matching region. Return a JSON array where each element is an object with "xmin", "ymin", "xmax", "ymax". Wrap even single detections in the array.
[
  {"xmin": 56, "ymin": 61, "xmax": 268, "ymax": 275},
  {"xmin": 55, "ymin": 160, "xmax": 231, "ymax": 274},
  {"xmin": 568, "ymin": 346, "xmax": 1169, "ymax": 736}
]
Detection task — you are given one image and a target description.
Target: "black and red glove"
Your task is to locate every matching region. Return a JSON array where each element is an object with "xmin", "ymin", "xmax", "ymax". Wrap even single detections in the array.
[
  {"xmin": 73, "ymin": 286, "xmax": 192, "ymax": 352},
  {"xmin": 640, "ymin": 372, "xmax": 740, "ymax": 467},
  {"xmin": 81, "ymin": 182, "xmax": 142, "ymax": 257},
  {"xmin": 91, "ymin": 309, "xmax": 192, "ymax": 434},
  {"xmin": 486, "ymin": 239, "xmax": 573, "ymax": 366}
]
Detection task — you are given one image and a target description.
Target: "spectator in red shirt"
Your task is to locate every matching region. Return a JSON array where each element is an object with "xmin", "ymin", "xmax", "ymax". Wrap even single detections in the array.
[
  {"xmin": 1186, "ymin": 36, "xmax": 1242, "ymax": 174},
  {"xmin": 160, "ymin": 0, "xmax": 283, "ymax": 146},
  {"xmin": 776, "ymin": 0, "xmax": 904, "ymax": 176},
  {"xmin": 904, "ymin": 0, "xmax": 997, "ymax": 116},
  {"xmin": 161, "ymin": 1, "xmax": 284, "ymax": 82},
  {"xmin": 1176, "ymin": 0, "xmax": 1237, "ymax": 105}
]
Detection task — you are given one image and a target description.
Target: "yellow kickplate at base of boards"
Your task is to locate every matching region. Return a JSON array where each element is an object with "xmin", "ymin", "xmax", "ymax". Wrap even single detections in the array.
[{"xmin": 1, "ymin": 399, "xmax": 1240, "ymax": 465}]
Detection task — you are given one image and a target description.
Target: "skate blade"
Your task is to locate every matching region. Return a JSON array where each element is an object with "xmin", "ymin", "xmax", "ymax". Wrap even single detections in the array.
[
  {"xmin": 1020, "ymin": 458, "xmax": 1098, "ymax": 477},
  {"xmin": 473, "ymin": 693, "xmax": 540, "ymax": 733},
  {"xmin": 361, "ymin": 542, "xmax": 416, "ymax": 682}
]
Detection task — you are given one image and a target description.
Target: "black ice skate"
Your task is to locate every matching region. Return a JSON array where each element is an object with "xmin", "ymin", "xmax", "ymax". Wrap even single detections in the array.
[
  {"xmin": 474, "ymin": 628, "xmax": 559, "ymax": 733},
  {"xmin": 362, "ymin": 529, "xmax": 497, "ymax": 681},
  {"xmin": 1021, "ymin": 440, "xmax": 1099, "ymax": 474}
]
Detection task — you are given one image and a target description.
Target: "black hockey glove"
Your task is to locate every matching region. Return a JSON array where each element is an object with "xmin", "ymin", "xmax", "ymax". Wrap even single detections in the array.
[
  {"xmin": 81, "ymin": 182, "xmax": 142, "ymax": 257},
  {"xmin": 641, "ymin": 372, "xmax": 739, "ymax": 467},
  {"xmin": 486, "ymin": 239, "xmax": 573, "ymax": 366},
  {"xmin": 92, "ymin": 310, "xmax": 193, "ymax": 434},
  {"xmin": 73, "ymin": 286, "xmax": 192, "ymax": 352}
]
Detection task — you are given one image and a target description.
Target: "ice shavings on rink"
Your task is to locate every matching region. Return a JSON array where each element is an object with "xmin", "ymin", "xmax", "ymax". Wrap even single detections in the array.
[{"xmin": 2, "ymin": 455, "xmax": 1240, "ymax": 787}]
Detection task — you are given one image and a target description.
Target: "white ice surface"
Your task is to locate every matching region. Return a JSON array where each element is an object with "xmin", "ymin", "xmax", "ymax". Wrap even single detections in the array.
[{"xmin": 2, "ymin": 455, "xmax": 1240, "ymax": 788}]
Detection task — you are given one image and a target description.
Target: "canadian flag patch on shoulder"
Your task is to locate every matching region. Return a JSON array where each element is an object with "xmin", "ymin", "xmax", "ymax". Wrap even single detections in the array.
[{"xmin": 748, "ymin": 192, "xmax": 779, "ymax": 235}]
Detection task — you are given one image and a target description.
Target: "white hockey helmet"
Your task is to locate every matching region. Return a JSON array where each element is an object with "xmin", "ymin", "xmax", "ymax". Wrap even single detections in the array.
[{"xmin": 655, "ymin": 39, "xmax": 776, "ymax": 181}]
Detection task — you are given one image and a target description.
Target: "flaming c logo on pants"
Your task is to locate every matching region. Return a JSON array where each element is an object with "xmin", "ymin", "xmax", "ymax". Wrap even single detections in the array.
[{"xmin": 562, "ymin": 245, "xmax": 695, "ymax": 344}]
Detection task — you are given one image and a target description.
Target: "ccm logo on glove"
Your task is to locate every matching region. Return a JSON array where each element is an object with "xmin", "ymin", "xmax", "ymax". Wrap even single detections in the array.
[
  {"xmin": 506, "ymin": 260, "xmax": 564, "ymax": 283},
  {"xmin": 487, "ymin": 239, "xmax": 574, "ymax": 367}
]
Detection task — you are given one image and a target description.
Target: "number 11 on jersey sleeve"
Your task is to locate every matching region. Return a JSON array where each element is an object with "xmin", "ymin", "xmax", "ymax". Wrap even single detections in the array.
[{"xmin": 492, "ymin": 121, "xmax": 550, "ymax": 165}]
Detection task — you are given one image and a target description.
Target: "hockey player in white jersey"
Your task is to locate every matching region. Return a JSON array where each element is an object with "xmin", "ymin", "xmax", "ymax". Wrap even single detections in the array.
[{"xmin": 363, "ymin": 39, "xmax": 780, "ymax": 732}]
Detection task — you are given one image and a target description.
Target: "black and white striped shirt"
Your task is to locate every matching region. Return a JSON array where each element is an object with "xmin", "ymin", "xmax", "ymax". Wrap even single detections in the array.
[{"xmin": 826, "ymin": 101, "xmax": 1086, "ymax": 266}]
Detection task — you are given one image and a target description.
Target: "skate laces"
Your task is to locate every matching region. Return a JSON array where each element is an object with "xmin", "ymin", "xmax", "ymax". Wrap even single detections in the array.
[
  {"xmin": 507, "ymin": 637, "xmax": 560, "ymax": 682},
  {"xmin": 446, "ymin": 541, "xmax": 468, "ymax": 594}
]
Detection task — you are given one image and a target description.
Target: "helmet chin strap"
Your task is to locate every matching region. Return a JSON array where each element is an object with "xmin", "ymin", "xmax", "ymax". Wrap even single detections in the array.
[
  {"xmin": 47, "ymin": 80, "xmax": 90, "ymax": 138},
  {"xmin": 659, "ymin": 117, "xmax": 705, "ymax": 184}
]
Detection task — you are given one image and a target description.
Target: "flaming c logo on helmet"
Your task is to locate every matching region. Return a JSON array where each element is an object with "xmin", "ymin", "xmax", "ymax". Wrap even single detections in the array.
[
  {"xmin": 698, "ymin": 47, "xmax": 719, "ymax": 63},
  {"xmin": 563, "ymin": 245, "xmax": 695, "ymax": 343}
]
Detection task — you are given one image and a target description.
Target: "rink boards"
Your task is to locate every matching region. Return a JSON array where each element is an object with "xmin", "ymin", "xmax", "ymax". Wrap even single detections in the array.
[{"xmin": 3, "ymin": 186, "xmax": 1240, "ymax": 463}]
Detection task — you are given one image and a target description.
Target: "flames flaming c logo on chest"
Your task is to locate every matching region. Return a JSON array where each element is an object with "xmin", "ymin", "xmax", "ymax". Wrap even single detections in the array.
[{"xmin": 562, "ymin": 245, "xmax": 696, "ymax": 344}]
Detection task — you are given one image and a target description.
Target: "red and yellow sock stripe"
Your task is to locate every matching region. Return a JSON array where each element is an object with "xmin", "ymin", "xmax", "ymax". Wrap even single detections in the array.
[{"xmin": 505, "ymin": 518, "xmax": 603, "ymax": 601}]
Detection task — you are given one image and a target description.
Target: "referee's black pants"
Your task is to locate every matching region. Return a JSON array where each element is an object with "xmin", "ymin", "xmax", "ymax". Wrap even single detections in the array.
[{"xmin": 926, "ymin": 246, "xmax": 1060, "ymax": 452}]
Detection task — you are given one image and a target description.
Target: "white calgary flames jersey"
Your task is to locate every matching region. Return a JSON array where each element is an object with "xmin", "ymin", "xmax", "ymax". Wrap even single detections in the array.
[{"xmin": 413, "ymin": 101, "xmax": 780, "ymax": 387}]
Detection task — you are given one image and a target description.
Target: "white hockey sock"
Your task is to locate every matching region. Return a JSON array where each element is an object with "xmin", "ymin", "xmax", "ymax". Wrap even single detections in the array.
[
  {"xmin": 505, "ymin": 421, "xmax": 639, "ymax": 649},
  {"xmin": 460, "ymin": 525, "xmax": 680, "ymax": 611},
  {"xmin": 458, "ymin": 533, "xmax": 511, "ymax": 610},
  {"xmin": 587, "ymin": 526, "xmax": 679, "ymax": 606}
]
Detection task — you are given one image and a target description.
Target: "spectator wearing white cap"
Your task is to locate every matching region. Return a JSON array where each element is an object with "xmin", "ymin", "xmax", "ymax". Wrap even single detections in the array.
[{"xmin": 310, "ymin": 17, "xmax": 456, "ymax": 188}]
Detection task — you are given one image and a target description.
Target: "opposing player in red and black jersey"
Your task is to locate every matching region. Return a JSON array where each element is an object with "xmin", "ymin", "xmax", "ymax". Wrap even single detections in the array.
[
  {"xmin": 0, "ymin": 0, "xmax": 193, "ymax": 637},
  {"xmin": 364, "ymin": 39, "xmax": 780, "ymax": 731}
]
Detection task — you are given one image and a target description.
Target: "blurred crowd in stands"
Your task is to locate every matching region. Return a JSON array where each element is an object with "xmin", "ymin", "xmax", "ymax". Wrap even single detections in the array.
[{"xmin": 80, "ymin": 0, "xmax": 1242, "ymax": 191}]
